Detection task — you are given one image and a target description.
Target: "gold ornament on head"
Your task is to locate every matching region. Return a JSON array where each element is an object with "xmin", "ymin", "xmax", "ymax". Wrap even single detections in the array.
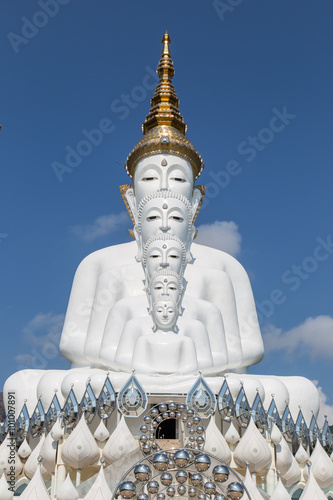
[{"xmin": 124, "ymin": 31, "xmax": 204, "ymax": 180}]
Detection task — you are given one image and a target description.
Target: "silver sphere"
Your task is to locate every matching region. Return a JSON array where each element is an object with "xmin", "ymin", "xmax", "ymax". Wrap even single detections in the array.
[
  {"xmin": 151, "ymin": 441, "xmax": 158, "ymax": 450},
  {"xmin": 153, "ymin": 453, "xmax": 169, "ymax": 471},
  {"xmin": 151, "ymin": 408, "xmax": 159, "ymax": 418},
  {"xmin": 175, "ymin": 471, "xmax": 188, "ymax": 484},
  {"xmin": 227, "ymin": 482, "xmax": 244, "ymax": 499},
  {"xmin": 137, "ymin": 494, "xmax": 149, "ymax": 500},
  {"xmin": 187, "ymin": 408, "xmax": 194, "ymax": 416},
  {"xmin": 169, "ymin": 411, "xmax": 176, "ymax": 418},
  {"xmin": 177, "ymin": 485, "xmax": 186, "ymax": 496},
  {"xmin": 147, "ymin": 481, "xmax": 159, "ymax": 494},
  {"xmin": 176, "ymin": 412, "xmax": 182, "ymax": 419},
  {"xmin": 190, "ymin": 474, "xmax": 203, "ymax": 486},
  {"xmin": 161, "ymin": 473, "xmax": 173, "ymax": 486},
  {"xmin": 204, "ymin": 481, "xmax": 216, "ymax": 495},
  {"xmin": 162, "ymin": 412, "xmax": 169, "ymax": 419},
  {"xmin": 198, "ymin": 495, "xmax": 206, "ymax": 500},
  {"xmin": 189, "ymin": 436, "xmax": 195, "ymax": 442},
  {"xmin": 189, "ymin": 428, "xmax": 195, "ymax": 435},
  {"xmin": 134, "ymin": 464, "xmax": 151, "ymax": 482},
  {"xmin": 193, "ymin": 416, "xmax": 200, "ymax": 425},
  {"xmin": 196, "ymin": 426, "xmax": 205, "ymax": 435},
  {"xmin": 144, "ymin": 416, "xmax": 152, "ymax": 424},
  {"xmin": 213, "ymin": 465, "xmax": 230, "ymax": 483},
  {"xmin": 139, "ymin": 435, "xmax": 148, "ymax": 444},
  {"xmin": 152, "ymin": 420, "xmax": 158, "ymax": 429},
  {"xmin": 168, "ymin": 459, "xmax": 175, "ymax": 469},
  {"xmin": 174, "ymin": 450, "xmax": 191, "ymax": 468},
  {"xmin": 188, "ymin": 488, "xmax": 197, "ymax": 498},
  {"xmin": 157, "ymin": 494, "xmax": 166, "ymax": 500},
  {"xmin": 156, "ymin": 415, "xmax": 163, "ymax": 423},
  {"xmin": 196, "ymin": 436, "xmax": 205, "ymax": 445},
  {"xmin": 215, "ymin": 495, "xmax": 226, "ymax": 500},
  {"xmin": 140, "ymin": 425, "xmax": 148, "ymax": 433},
  {"xmin": 182, "ymin": 416, "xmax": 188, "ymax": 423},
  {"xmin": 119, "ymin": 481, "xmax": 136, "ymax": 499},
  {"xmin": 169, "ymin": 402, "xmax": 177, "ymax": 411},
  {"xmin": 142, "ymin": 444, "xmax": 151, "ymax": 455},
  {"xmin": 178, "ymin": 404, "xmax": 186, "ymax": 411},
  {"xmin": 186, "ymin": 421, "xmax": 192, "ymax": 428},
  {"xmin": 159, "ymin": 404, "xmax": 168, "ymax": 412},
  {"xmin": 194, "ymin": 454, "xmax": 211, "ymax": 472},
  {"xmin": 166, "ymin": 487, "xmax": 175, "ymax": 497}
]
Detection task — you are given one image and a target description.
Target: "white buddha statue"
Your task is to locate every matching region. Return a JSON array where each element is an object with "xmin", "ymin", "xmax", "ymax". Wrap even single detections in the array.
[{"xmin": 4, "ymin": 32, "xmax": 320, "ymax": 425}]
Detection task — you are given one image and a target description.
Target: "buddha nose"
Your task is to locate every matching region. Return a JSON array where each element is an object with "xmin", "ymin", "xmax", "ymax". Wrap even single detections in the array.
[
  {"xmin": 160, "ymin": 172, "xmax": 168, "ymax": 190},
  {"xmin": 160, "ymin": 252, "xmax": 168, "ymax": 267},
  {"xmin": 160, "ymin": 212, "xmax": 170, "ymax": 232}
]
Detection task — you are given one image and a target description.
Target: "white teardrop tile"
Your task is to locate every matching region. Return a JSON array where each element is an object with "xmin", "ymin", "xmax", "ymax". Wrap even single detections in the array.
[
  {"xmin": 203, "ymin": 418, "xmax": 231, "ymax": 464},
  {"xmin": 103, "ymin": 415, "xmax": 138, "ymax": 464},
  {"xmin": 94, "ymin": 419, "xmax": 110, "ymax": 442},
  {"xmin": 19, "ymin": 466, "xmax": 50, "ymax": 500},
  {"xmin": 84, "ymin": 465, "xmax": 112, "ymax": 499},
  {"xmin": 51, "ymin": 415, "xmax": 64, "ymax": 441},
  {"xmin": 18, "ymin": 438, "xmax": 32, "ymax": 459},
  {"xmin": 24, "ymin": 434, "xmax": 48, "ymax": 479},
  {"xmin": 40, "ymin": 431, "xmax": 57, "ymax": 474},
  {"xmin": 303, "ymin": 440, "xmax": 333, "ymax": 488},
  {"xmin": 270, "ymin": 423, "xmax": 282, "ymax": 445},
  {"xmin": 233, "ymin": 418, "xmax": 272, "ymax": 472},
  {"xmin": 0, "ymin": 434, "xmax": 23, "ymax": 477},
  {"xmin": 57, "ymin": 473, "xmax": 79, "ymax": 500},
  {"xmin": 62, "ymin": 414, "xmax": 100, "ymax": 469},
  {"xmin": 276, "ymin": 436, "xmax": 293, "ymax": 476},
  {"xmin": 295, "ymin": 445, "xmax": 309, "ymax": 464},
  {"xmin": 299, "ymin": 468, "xmax": 328, "ymax": 500},
  {"xmin": 243, "ymin": 467, "xmax": 265, "ymax": 500},
  {"xmin": 270, "ymin": 477, "xmax": 291, "ymax": 500},
  {"xmin": 281, "ymin": 454, "xmax": 301, "ymax": 486},
  {"xmin": 224, "ymin": 421, "xmax": 240, "ymax": 445},
  {"xmin": 0, "ymin": 473, "xmax": 14, "ymax": 500}
]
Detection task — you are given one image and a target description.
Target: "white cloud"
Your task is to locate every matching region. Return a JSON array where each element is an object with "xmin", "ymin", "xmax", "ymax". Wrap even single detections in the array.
[
  {"xmin": 70, "ymin": 212, "xmax": 129, "ymax": 241},
  {"xmin": 195, "ymin": 220, "xmax": 242, "ymax": 256},
  {"xmin": 312, "ymin": 381, "xmax": 333, "ymax": 427},
  {"xmin": 263, "ymin": 315, "xmax": 333, "ymax": 361},
  {"xmin": 15, "ymin": 312, "xmax": 65, "ymax": 370}
]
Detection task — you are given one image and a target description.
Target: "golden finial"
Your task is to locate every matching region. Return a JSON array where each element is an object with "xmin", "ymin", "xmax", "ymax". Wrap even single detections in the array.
[
  {"xmin": 142, "ymin": 31, "xmax": 186, "ymax": 135},
  {"xmin": 124, "ymin": 32, "xmax": 204, "ymax": 179}
]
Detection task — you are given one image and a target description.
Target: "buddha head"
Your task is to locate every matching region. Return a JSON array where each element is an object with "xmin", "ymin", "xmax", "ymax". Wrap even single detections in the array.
[
  {"xmin": 134, "ymin": 154, "xmax": 194, "ymax": 203},
  {"xmin": 147, "ymin": 269, "xmax": 184, "ymax": 318},
  {"xmin": 151, "ymin": 299, "xmax": 178, "ymax": 331},
  {"xmin": 135, "ymin": 191, "xmax": 194, "ymax": 254},
  {"xmin": 142, "ymin": 234, "xmax": 187, "ymax": 279}
]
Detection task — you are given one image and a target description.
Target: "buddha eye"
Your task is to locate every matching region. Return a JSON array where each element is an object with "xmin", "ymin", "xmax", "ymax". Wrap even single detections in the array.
[
  {"xmin": 168, "ymin": 285, "xmax": 177, "ymax": 290},
  {"xmin": 154, "ymin": 285, "xmax": 163, "ymax": 290},
  {"xmin": 150, "ymin": 254, "xmax": 160, "ymax": 259},
  {"xmin": 169, "ymin": 254, "xmax": 179, "ymax": 259},
  {"xmin": 142, "ymin": 177, "xmax": 158, "ymax": 182},
  {"xmin": 146, "ymin": 215, "xmax": 160, "ymax": 221},
  {"xmin": 169, "ymin": 216, "xmax": 184, "ymax": 222},
  {"xmin": 170, "ymin": 177, "xmax": 186, "ymax": 183}
]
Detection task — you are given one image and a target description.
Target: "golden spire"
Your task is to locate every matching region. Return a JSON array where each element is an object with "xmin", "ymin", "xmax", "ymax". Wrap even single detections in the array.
[
  {"xmin": 124, "ymin": 32, "xmax": 204, "ymax": 179},
  {"xmin": 142, "ymin": 31, "xmax": 186, "ymax": 135}
]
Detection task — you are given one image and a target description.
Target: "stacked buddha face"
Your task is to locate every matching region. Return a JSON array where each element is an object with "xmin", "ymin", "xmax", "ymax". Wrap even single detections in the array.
[{"xmin": 121, "ymin": 154, "xmax": 205, "ymax": 332}]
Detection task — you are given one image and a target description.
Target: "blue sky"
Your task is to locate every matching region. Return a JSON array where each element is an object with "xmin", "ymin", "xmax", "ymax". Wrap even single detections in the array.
[{"xmin": 1, "ymin": 1, "xmax": 333, "ymax": 422}]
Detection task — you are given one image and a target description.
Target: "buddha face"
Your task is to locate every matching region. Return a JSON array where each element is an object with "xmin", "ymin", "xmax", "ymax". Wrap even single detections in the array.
[
  {"xmin": 150, "ymin": 273, "xmax": 181, "ymax": 304},
  {"xmin": 144, "ymin": 238, "xmax": 185, "ymax": 278},
  {"xmin": 152, "ymin": 299, "xmax": 178, "ymax": 330},
  {"xmin": 134, "ymin": 154, "xmax": 194, "ymax": 205},
  {"xmin": 138, "ymin": 193, "xmax": 191, "ymax": 245}
]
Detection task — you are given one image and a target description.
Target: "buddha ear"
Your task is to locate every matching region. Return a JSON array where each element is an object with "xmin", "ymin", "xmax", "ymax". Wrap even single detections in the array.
[
  {"xmin": 192, "ymin": 185, "xmax": 206, "ymax": 223},
  {"xmin": 134, "ymin": 226, "xmax": 143, "ymax": 262},
  {"xmin": 121, "ymin": 186, "xmax": 138, "ymax": 226}
]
